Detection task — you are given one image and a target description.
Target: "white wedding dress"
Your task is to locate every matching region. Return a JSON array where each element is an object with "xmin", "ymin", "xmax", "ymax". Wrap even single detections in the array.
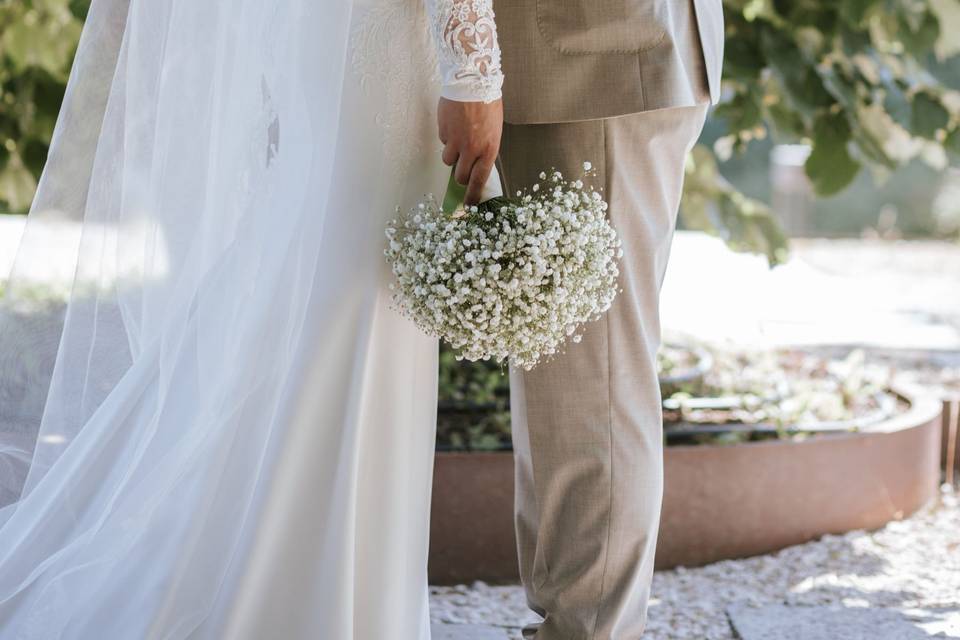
[{"xmin": 0, "ymin": 0, "xmax": 502, "ymax": 638}]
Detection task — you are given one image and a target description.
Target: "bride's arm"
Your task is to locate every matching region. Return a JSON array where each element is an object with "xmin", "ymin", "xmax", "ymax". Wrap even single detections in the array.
[
  {"xmin": 427, "ymin": 0, "xmax": 504, "ymax": 103},
  {"xmin": 426, "ymin": 0, "xmax": 505, "ymax": 205}
]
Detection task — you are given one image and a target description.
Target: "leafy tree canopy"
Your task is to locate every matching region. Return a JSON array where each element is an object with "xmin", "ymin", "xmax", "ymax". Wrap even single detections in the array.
[{"xmin": 685, "ymin": 0, "xmax": 960, "ymax": 264}]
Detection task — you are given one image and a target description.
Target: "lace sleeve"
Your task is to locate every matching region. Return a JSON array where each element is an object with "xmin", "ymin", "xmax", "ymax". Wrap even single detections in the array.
[{"xmin": 427, "ymin": 0, "xmax": 504, "ymax": 103}]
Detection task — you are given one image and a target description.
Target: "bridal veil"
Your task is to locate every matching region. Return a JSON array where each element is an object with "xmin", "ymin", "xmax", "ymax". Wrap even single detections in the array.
[{"xmin": 0, "ymin": 0, "xmax": 444, "ymax": 636}]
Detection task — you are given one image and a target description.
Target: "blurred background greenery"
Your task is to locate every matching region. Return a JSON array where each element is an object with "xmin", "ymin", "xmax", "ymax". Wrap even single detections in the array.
[
  {"xmin": 681, "ymin": 0, "xmax": 960, "ymax": 263},
  {"xmin": 2, "ymin": 1, "xmax": 958, "ymax": 244},
  {"xmin": 2, "ymin": 0, "xmax": 959, "ymax": 451},
  {"xmin": 0, "ymin": 0, "xmax": 87, "ymax": 212}
]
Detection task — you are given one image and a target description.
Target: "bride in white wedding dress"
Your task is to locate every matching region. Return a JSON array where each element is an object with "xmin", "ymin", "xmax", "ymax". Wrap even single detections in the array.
[{"xmin": 0, "ymin": 0, "xmax": 502, "ymax": 637}]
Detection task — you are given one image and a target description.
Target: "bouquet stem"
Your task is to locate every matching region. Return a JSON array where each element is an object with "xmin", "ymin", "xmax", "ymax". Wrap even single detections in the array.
[{"xmin": 441, "ymin": 167, "xmax": 506, "ymax": 215}]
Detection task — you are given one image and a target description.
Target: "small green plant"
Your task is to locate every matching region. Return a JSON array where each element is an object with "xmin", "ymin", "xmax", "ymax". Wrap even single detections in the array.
[
  {"xmin": 436, "ymin": 340, "xmax": 903, "ymax": 451},
  {"xmin": 437, "ymin": 344, "xmax": 511, "ymax": 451}
]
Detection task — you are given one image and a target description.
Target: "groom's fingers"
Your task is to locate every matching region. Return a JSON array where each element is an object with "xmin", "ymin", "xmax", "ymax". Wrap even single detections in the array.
[
  {"xmin": 454, "ymin": 151, "xmax": 477, "ymax": 187},
  {"xmin": 441, "ymin": 143, "xmax": 459, "ymax": 167},
  {"xmin": 465, "ymin": 158, "xmax": 494, "ymax": 206}
]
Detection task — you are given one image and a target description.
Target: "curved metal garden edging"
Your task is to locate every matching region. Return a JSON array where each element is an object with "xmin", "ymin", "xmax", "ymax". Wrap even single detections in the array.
[
  {"xmin": 654, "ymin": 386, "xmax": 942, "ymax": 570},
  {"xmin": 428, "ymin": 387, "xmax": 943, "ymax": 584}
]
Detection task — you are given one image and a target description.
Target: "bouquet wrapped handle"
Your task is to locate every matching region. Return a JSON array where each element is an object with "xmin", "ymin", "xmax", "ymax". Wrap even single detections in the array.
[{"xmin": 441, "ymin": 166, "xmax": 504, "ymax": 214}]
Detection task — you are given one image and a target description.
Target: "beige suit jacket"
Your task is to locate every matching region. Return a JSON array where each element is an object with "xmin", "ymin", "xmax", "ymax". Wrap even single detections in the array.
[{"xmin": 494, "ymin": 0, "xmax": 724, "ymax": 124}]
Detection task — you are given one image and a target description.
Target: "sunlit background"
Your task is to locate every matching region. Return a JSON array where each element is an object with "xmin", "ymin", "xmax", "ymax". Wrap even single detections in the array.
[{"xmin": 2, "ymin": 1, "xmax": 959, "ymax": 639}]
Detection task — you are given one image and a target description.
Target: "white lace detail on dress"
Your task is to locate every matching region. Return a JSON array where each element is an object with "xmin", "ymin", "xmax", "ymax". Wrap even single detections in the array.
[
  {"xmin": 351, "ymin": 1, "xmax": 440, "ymax": 178},
  {"xmin": 430, "ymin": 0, "xmax": 503, "ymax": 103}
]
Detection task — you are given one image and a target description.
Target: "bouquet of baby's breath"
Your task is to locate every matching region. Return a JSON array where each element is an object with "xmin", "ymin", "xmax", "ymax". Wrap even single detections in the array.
[{"xmin": 384, "ymin": 163, "xmax": 622, "ymax": 370}]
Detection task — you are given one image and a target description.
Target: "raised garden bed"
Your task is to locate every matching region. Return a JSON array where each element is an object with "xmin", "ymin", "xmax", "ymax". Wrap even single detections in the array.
[{"xmin": 429, "ymin": 345, "xmax": 944, "ymax": 584}]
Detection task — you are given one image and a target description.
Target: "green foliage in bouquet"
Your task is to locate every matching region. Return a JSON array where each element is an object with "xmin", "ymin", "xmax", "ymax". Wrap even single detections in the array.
[
  {"xmin": 689, "ymin": 0, "xmax": 960, "ymax": 264},
  {"xmin": 0, "ymin": 0, "xmax": 87, "ymax": 213}
]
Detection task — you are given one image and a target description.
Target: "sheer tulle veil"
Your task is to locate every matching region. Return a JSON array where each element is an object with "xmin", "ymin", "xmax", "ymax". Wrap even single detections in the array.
[{"xmin": 0, "ymin": 0, "xmax": 374, "ymax": 634}]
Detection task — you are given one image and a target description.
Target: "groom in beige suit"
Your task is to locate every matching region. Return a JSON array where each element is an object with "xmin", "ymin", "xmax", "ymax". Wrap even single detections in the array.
[
  {"xmin": 496, "ymin": 1, "xmax": 723, "ymax": 638},
  {"xmin": 437, "ymin": 1, "xmax": 723, "ymax": 636}
]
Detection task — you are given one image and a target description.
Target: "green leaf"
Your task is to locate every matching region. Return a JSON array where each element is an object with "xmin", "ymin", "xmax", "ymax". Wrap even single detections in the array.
[
  {"xmin": 805, "ymin": 114, "xmax": 862, "ymax": 196},
  {"xmin": 0, "ymin": 15, "xmax": 82, "ymax": 79},
  {"xmin": 846, "ymin": 107, "xmax": 898, "ymax": 169},
  {"xmin": 897, "ymin": 9, "xmax": 941, "ymax": 57},
  {"xmin": 722, "ymin": 32, "xmax": 766, "ymax": 81},
  {"xmin": 713, "ymin": 88, "xmax": 765, "ymax": 134},
  {"xmin": 70, "ymin": 1, "xmax": 91, "ymax": 20},
  {"xmin": 911, "ymin": 90, "xmax": 951, "ymax": 139},
  {"xmin": 761, "ymin": 29, "xmax": 833, "ymax": 116},
  {"xmin": 680, "ymin": 145, "xmax": 790, "ymax": 266},
  {"xmin": 20, "ymin": 139, "xmax": 49, "ymax": 177},
  {"xmin": 945, "ymin": 127, "xmax": 960, "ymax": 163},
  {"xmin": 839, "ymin": 0, "xmax": 880, "ymax": 27},
  {"xmin": 817, "ymin": 63, "xmax": 861, "ymax": 112},
  {"xmin": 765, "ymin": 99, "xmax": 807, "ymax": 141},
  {"xmin": 838, "ymin": 23, "xmax": 872, "ymax": 57},
  {"xmin": 881, "ymin": 78, "xmax": 912, "ymax": 127}
]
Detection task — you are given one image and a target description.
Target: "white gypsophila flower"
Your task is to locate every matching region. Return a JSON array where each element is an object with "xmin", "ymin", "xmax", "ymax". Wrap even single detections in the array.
[{"xmin": 384, "ymin": 165, "xmax": 621, "ymax": 370}]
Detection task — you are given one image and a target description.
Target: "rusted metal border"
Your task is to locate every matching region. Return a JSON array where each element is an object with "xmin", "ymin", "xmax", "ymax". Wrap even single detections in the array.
[
  {"xmin": 428, "ymin": 391, "xmax": 943, "ymax": 584},
  {"xmin": 654, "ymin": 391, "xmax": 942, "ymax": 570}
]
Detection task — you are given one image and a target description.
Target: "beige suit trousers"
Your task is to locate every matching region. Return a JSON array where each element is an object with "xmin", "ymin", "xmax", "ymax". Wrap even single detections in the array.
[{"xmin": 500, "ymin": 101, "xmax": 709, "ymax": 639}]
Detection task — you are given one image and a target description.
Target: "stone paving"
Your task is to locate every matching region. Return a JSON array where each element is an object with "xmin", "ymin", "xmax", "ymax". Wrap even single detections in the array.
[
  {"xmin": 430, "ymin": 623, "xmax": 510, "ymax": 639},
  {"xmin": 727, "ymin": 603, "xmax": 960, "ymax": 640}
]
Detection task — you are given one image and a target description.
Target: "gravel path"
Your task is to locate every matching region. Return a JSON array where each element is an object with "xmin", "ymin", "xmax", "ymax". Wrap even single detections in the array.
[{"xmin": 430, "ymin": 485, "xmax": 960, "ymax": 639}]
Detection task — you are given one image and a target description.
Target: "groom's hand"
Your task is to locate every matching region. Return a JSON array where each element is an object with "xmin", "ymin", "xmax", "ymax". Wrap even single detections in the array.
[{"xmin": 438, "ymin": 97, "xmax": 503, "ymax": 206}]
